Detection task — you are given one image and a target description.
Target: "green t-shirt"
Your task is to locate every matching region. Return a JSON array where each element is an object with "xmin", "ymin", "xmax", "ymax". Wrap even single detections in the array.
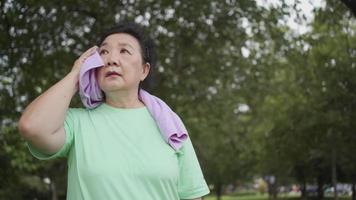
[{"xmin": 28, "ymin": 103, "xmax": 210, "ymax": 200}]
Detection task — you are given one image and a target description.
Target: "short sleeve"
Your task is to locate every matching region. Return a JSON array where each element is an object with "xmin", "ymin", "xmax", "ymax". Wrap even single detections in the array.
[
  {"xmin": 177, "ymin": 137, "xmax": 210, "ymax": 199},
  {"xmin": 27, "ymin": 109, "xmax": 76, "ymax": 160}
]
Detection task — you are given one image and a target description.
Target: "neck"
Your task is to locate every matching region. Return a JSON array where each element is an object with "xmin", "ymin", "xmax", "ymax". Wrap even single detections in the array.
[{"xmin": 105, "ymin": 89, "xmax": 144, "ymax": 108}]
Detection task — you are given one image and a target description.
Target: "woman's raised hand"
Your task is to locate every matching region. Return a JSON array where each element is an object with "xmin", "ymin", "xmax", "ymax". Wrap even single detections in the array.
[
  {"xmin": 71, "ymin": 46, "xmax": 99, "ymax": 75},
  {"xmin": 18, "ymin": 46, "xmax": 100, "ymax": 155}
]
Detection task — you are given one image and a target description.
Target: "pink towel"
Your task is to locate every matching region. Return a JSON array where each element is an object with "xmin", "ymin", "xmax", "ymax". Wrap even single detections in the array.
[
  {"xmin": 138, "ymin": 89, "xmax": 188, "ymax": 150},
  {"xmin": 79, "ymin": 51, "xmax": 188, "ymax": 150},
  {"xmin": 79, "ymin": 51, "xmax": 105, "ymax": 108}
]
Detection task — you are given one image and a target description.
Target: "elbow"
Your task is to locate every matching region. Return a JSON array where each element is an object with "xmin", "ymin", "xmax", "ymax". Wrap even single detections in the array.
[{"xmin": 18, "ymin": 116, "xmax": 37, "ymax": 139}]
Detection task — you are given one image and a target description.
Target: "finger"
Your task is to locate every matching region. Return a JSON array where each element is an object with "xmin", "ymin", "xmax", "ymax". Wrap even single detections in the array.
[
  {"xmin": 87, "ymin": 45, "xmax": 98, "ymax": 55},
  {"xmin": 78, "ymin": 46, "xmax": 99, "ymax": 64},
  {"xmin": 81, "ymin": 46, "xmax": 97, "ymax": 57}
]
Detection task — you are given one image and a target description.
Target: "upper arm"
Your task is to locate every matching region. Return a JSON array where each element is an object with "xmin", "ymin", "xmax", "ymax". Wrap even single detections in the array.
[
  {"xmin": 26, "ymin": 126, "xmax": 66, "ymax": 155},
  {"xmin": 24, "ymin": 108, "xmax": 77, "ymax": 160}
]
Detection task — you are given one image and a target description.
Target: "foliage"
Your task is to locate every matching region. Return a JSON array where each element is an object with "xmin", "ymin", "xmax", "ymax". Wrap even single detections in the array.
[{"xmin": 0, "ymin": 0, "xmax": 355, "ymax": 199}]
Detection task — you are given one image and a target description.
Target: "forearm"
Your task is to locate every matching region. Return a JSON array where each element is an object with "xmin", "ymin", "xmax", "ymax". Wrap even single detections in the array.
[{"xmin": 19, "ymin": 71, "xmax": 78, "ymax": 137}]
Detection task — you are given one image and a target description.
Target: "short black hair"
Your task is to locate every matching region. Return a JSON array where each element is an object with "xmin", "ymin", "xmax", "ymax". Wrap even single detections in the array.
[
  {"xmin": 98, "ymin": 22, "xmax": 156, "ymax": 67},
  {"xmin": 97, "ymin": 22, "xmax": 156, "ymax": 91}
]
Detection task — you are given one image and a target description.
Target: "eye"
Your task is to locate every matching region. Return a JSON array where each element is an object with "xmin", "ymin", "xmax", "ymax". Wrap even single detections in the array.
[
  {"xmin": 120, "ymin": 48, "xmax": 131, "ymax": 54},
  {"xmin": 99, "ymin": 49, "xmax": 108, "ymax": 55}
]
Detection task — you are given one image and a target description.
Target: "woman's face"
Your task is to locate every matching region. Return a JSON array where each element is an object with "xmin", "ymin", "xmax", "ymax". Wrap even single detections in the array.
[{"xmin": 97, "ymin": 33, "xmax": 149, "ymax": 94}]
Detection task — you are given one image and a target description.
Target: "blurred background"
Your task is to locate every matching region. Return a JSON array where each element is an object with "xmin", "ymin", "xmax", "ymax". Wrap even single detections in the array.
[{"xmin": 0, "ymin": 0, "xmax": 355, "ymax": 200}]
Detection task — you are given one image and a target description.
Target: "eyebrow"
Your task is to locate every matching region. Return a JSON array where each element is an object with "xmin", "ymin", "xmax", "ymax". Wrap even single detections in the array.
[{"xmin": 100, "ymin": 42, "xmax": 135, "ymax": 50}]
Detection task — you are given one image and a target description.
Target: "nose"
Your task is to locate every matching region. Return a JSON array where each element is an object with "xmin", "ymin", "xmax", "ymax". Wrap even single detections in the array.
[
  {"xmin": 105, "ymin": 53, "xmax": 120, "ymax": 67},
  {"xmin": 107, "ymin": 60, "xmax": 118, "ymax": 67}
]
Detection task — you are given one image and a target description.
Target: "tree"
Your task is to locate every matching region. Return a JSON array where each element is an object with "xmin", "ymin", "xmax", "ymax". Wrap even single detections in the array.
[
  {"xmin": 1, "ymin": 0, "xmax": 355, "ymax": 199},
  {"xmin": 339, "ymin": 0, "xmax": 356, "ymax": 16},
  {"xmin": 0, "ymin": 0, "xmax": 265, "ymax": 198}
]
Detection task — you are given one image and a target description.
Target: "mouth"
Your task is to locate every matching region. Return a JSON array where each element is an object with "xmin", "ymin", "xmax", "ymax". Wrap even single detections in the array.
[{"xmin": 105, "ymin": 71, "xmax": 121, "ymax": 77}]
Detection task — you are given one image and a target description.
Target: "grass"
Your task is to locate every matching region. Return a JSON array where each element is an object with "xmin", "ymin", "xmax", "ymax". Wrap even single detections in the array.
[
  {"xmin": 204, "ymin": 193, "xmax": 352, "ymax": 200},
  {"xmin": 205, "ymin": 193, "xmax": 269, "ymax": 200}
]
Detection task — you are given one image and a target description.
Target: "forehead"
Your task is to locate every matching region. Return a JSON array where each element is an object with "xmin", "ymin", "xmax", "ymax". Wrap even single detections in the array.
[{"xmin": 100, "ymin": 33, "xmax": 140, "ymax": 49}]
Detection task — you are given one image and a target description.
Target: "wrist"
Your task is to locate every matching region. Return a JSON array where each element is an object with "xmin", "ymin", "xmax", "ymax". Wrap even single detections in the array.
[{"xmin": 66, "ymin": 70, "xmax": 79, "ymax": 92}]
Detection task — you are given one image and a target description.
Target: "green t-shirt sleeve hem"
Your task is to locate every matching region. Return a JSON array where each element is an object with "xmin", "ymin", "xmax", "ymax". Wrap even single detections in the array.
[
  {"xmin": 179, "ymin": 184, "xmax": 210, "ymax": 199},
  {"xmin": 27, "ymin": 142, "xmax": 62, "ymax": 160},
  {"xmin": 26, "ymin": 124, "xmax": 72, "ymax": 160}
]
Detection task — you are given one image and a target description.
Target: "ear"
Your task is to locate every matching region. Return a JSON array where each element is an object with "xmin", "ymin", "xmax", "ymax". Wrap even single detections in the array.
[{"xmin": 140, "ymin": 63, "xmax": 151, "ymax": 81}]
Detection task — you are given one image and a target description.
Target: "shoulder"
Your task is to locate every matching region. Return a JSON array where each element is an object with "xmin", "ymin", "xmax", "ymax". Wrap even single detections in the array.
[
  {"xmin": 67, "ymin": 107, "xmax": 87, "ymax": 113},
  {"xmin": 64, "ymin": 107, "xmax": 99, "ymax": 130},
  {"xmin": 66, "ymin": 105, "xmax": 109, "ymax": 122},
  {"xmin": 67, "ymin": 106, "xmax": 100, "ymax": 115},
  {"xmin": 66, "ymin": 107, "xmax": 86, "ymax": 117},
  {"xmin": 65, "ymin": 107, "xmax": 96, "ymax": 122}
]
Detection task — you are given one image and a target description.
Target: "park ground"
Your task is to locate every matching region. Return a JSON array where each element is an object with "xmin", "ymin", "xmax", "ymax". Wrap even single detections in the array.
[{"xmin": 205, "ymin": 193, "xmax": 352, "ymax": 200}]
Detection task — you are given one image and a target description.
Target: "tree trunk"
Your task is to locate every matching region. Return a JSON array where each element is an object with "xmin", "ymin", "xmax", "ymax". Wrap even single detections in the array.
[
  {"xmin": 317, "ymin": 175, "xmax": 324, "ymax": 200},
  {"xmin": 51, "ymin": 181, "xmax": 58, "ymax": 200},
  {"xmin": 215, "ymin": 183, "xmax": 223, "ymax": 200},
  {"xmin": 301, "ymin": 181, "xmax": 307, "ymax": 200},
  {"xmin": 266, "ymin": 176, "xmax": 277, "ymax": 200},
  {"xmin": 272, "ymin": 186, "xmax": 278, "ymax": 200},
  {"xmin": 331, "ymin": 149, "xmax": 338, "ymax": 200},
  {"xmin": 352, "ymin": 182, "xmax": 355, "ymax": 200}
]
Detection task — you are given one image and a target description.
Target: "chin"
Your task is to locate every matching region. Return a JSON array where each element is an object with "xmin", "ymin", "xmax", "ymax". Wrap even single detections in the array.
[
  {"xmin": 102, "ymin": 86, "xmax": 125, "ymax": 93},
  {"xmin": 99, "ymin": 81, "xmax": 124, "ymax": 90},
  {"xmin": 100, "ymin": 82, "xmax": 139, "ymax": 93}
]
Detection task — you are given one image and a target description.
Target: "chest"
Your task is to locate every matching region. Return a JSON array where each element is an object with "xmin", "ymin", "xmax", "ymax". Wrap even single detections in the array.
[{"xmin": 73, "ymin": 118, "xmax": 180, "ymax": 183}]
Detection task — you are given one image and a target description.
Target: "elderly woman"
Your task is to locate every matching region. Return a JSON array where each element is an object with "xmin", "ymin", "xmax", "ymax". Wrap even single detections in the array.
[{"xmin": 18, "ymin": 22, "xmax": 210, "ymax": 200}]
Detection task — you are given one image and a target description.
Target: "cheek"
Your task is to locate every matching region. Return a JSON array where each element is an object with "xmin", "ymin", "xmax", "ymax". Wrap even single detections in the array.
[
  {"xmin": 96, "ymin": 68, "xmax": 104, "ymax": 82},
  {"xmin": 99, "ymin": 54, "xmax": 106, "ymax": 61},
  {"xmin": 130, "ymin": 58, "xmax": 144, "ymax": 74}
]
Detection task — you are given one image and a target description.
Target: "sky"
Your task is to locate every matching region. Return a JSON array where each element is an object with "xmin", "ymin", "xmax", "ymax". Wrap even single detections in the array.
[
  {"xmin": 255, "ymin": 0, "xmax": 325, "ymax": 34},
  {"xmin": 239, "ymin": 0, "xmax": 326, "ymax": 58}
]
